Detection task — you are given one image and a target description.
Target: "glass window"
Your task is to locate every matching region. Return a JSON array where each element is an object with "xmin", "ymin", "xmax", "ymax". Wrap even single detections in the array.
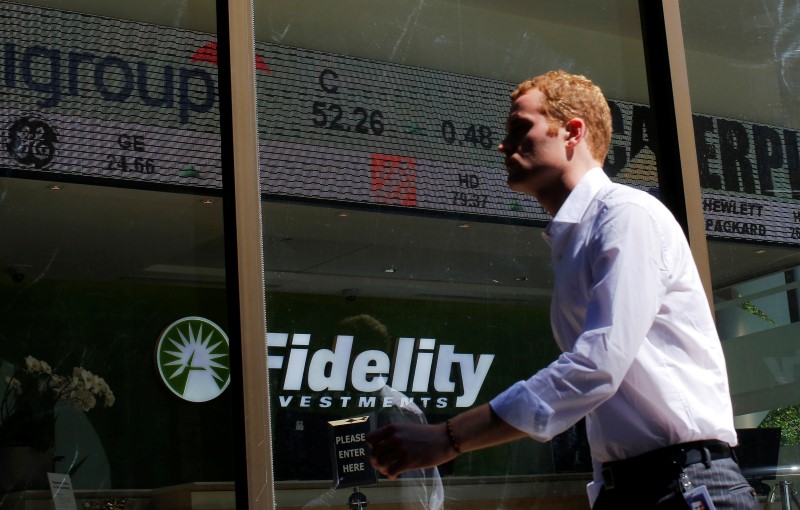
[
  {"xmin": 254, "ymin": 1, "xmax": 652, "ymax": 508},
  {"xmin": 0, "ymin": 0, "xmax": 241, "ymax": 505},
  {"xmin": 681, "ymin": 0, "xmax": 800, "ymax": 499}
]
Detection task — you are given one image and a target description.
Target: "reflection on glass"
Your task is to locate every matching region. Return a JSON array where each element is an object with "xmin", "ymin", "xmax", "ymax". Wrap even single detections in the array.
[
  {"xmin": 298, "ymin": 314, "xmax": 445, "ymax": 510},
  {"xmin": 0, "ymin": 0, "xmax": 236, "ymax": 504},
  {"xmin": 682, "ymin": 0, "xmax": 800, "ymax": 498},
  {"xmin": 256, "ymin": 1, "xmax": 650, "ymax": 509}
]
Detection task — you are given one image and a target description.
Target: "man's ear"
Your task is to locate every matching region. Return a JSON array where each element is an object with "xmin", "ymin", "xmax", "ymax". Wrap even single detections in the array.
[{"xmin": 564, "ymin": 118, "xmax": 586, "ymax": 148}]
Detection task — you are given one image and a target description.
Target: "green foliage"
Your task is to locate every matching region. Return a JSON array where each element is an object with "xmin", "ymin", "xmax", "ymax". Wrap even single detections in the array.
[
  {"xmin": 760, "ymin": 405, "xmax": 800, "ymax": 445},
  {"xmin": 739, "ymin": 301, "xmax": 776, "ymax": 324}
]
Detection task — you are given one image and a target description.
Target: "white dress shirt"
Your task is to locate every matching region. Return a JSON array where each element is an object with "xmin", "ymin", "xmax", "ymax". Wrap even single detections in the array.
[{"xmin": 490, "ymin": 168, "xmax": 737, "ymax": 481}]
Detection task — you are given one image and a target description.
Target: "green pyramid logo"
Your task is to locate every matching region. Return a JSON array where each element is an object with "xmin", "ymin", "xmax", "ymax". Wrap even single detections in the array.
[{"xmin": 156, "ymin": 317, "xmax": 230, "ymax": 402}]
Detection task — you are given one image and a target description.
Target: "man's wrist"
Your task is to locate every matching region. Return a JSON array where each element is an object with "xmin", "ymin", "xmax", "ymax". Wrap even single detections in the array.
[{"xmin": 445, "ymin": 419, "xmax": 462, "ymax": 456}]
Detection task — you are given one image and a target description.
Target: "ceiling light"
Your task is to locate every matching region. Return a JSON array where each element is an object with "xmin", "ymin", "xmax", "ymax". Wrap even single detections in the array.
[
  {"xmin": 384, "ymin": 267, "xmax": 398, "ymax": 273},
  {"xmin": 515, "ymin": 276, "xmax": 529, "ymax": 282},
  {"xmin": 754, "ymin": 249, "xmax": 766, "ymax": 254},
  {"xmin": 457, "ymin": 223, "xmax": 470, "ymax": 228},
  {"xmin": 338, "ymin": 212, "xmax": 349, "ymax": 218},
  {"xmin": 201, "ymin": 198, "xmax": 214, "ymax": 205},
  {"xmin": 47, "ymin": 184, "xmax": 62, "ymax": 190}
]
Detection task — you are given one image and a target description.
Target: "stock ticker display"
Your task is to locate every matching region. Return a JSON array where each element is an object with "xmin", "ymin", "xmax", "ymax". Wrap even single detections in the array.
[{"xmin": 2, "ymin": 3, "xmax": 800, "ymax": 243}]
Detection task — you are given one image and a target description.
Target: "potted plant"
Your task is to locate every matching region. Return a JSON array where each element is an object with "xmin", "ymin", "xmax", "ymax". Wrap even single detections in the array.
[{"xmin": 0, "ymin": 356, "xmax": 114, "ymax": 492}]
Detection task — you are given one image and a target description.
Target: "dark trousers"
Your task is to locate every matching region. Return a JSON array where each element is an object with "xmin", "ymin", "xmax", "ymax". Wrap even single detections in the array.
[{"xmin": 592, "ymin": 442, "xmax": 758, "ymax": 509}]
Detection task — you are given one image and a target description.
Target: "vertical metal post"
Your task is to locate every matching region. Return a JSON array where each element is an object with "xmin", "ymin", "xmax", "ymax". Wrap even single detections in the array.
[
  {"xmin": 764, "ymin": 481, "xmax": 800, "ymax": 509},
  {"xmin": 782, "ymin": 481, "xmax": 793, "ymax": 510},
  {"xmin": 217, "ymin": 0, "xmax": 274, "ymax": 508},
  {"xmin": 638, "ymin": 0, "xmax": 715, "ymax": 310}
]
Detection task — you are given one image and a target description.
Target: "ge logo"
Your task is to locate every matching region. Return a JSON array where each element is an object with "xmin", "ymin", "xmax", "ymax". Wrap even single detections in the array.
[{"xmin": 6, "ymin": 116, "xmax": 58, "ymax": 169}]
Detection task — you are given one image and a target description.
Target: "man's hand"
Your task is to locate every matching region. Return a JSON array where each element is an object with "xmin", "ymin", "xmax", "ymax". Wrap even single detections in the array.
[
  {"xmin": 366, "ymin": 422, "xmax": 457, "ymax": 479},
  {"xmin": 366, "ymin": 404, "xmax": 528, "ymax": 479}
]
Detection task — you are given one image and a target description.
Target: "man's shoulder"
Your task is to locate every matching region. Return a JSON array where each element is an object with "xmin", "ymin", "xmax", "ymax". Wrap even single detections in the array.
[
  {"xmin": 596, "ymin": 181, "xmax": 668, "ymax": 213},
  {"xmin": 587, "ymin": 181, "xmax": 683, "ymax": 236}
]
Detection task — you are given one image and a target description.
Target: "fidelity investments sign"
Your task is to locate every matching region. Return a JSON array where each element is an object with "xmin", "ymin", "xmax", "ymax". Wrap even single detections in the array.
[{"xmin": 267, "ymin": 333, "xmax": 494, "ymax": 410}]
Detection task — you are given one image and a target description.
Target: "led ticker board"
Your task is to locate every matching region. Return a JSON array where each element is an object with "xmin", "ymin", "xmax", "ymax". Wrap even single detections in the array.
[
  {"xmin": 3, "ymin": 3, "xmax": 800, "ymax": 244},
  {"xmin": 255, "ymin": 44, "xmax": 547, "ymax": 221},
  {"xmin": 0, "ymin": 3, "xmax": 222, "ymax": 189},
  {"xmin": 3, "ymin": 110, "xmax": 222, "ymax": 188},
  {"xmin": 256, "ymin": 45, "xmax": 508, "ymax": 167}
]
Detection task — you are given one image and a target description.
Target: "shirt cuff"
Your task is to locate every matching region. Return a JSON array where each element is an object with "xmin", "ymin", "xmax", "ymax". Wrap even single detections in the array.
[{"xmin": 489, "ymin": 380, "xmax": 555, "ymax": 441}]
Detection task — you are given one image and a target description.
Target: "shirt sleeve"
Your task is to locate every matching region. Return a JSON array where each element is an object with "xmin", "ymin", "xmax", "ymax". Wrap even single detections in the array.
[{"xmin": 490, "ymin": 202, "xmax": 670, "ymax": 441}]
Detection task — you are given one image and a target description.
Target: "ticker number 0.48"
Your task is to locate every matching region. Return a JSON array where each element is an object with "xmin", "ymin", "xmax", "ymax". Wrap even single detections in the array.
[{"xmin": 441, "ymin": 120, "xmax": 493, "ymax": 149}]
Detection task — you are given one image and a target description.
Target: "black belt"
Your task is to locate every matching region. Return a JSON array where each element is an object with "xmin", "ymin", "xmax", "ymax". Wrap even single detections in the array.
[{"xmin": 601, "ymin": 440, "xmax": 734, "ymax": 490}]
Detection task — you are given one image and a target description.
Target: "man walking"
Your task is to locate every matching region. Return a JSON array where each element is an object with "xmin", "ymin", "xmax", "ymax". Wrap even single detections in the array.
[{"xmin": 366, "ymin": 70, "xmax": 757, "ymax": 509}]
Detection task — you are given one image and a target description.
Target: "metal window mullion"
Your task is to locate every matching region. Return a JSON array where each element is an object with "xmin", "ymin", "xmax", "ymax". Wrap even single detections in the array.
[
  {"xmin": 639, "ymin": 0, "xmax": 714, "ymax": 310},
  {"xmin": 216, "ymin": 0, "xmax": 274, "ymax": 509}
]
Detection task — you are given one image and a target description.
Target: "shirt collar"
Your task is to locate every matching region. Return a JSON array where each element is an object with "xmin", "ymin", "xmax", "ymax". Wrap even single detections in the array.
[
  {"xmin": 552, "ymin": 167, "xmax": 609, "ymax": 224},
  {"xmin": 543, "ymin": 167, "xmax": 610, "ymax": 241}
]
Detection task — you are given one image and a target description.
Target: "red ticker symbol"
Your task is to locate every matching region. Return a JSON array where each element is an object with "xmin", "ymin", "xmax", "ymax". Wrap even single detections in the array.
[
  {"xmin": 370, "ymin": 154, "xmax": 417, "ymax": 207},
  {"xmin": 255, "ymin": 55, "xmax": 271, "ymax": 73},
  {"xmin": 191, "ymin": 42, "xmax": 271, "ymax": 74}
]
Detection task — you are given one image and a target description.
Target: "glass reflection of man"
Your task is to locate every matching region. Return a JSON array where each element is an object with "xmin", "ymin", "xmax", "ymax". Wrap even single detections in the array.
[
  {"xmin": 366, "ymin": 71, "xmax": 758, "ymax": 509},
  {"xmin": 303, "ymin": 314, "xmax": 443, "ymax": 510},
  {"xmin": 342, "ymin": 314, "xmax": 443, "ymax": 510}
]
